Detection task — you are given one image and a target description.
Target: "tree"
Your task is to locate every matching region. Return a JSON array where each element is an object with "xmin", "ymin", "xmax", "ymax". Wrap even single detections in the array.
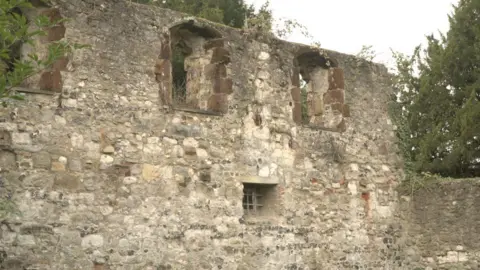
[{"xmin": 391, "ymin": 0, "xmax": 480, "ymax": 178}]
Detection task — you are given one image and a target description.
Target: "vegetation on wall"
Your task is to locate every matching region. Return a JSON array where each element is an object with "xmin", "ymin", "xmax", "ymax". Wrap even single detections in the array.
[
  {"xmin": 133, "ymin": 0, "xmax": 316, "ymax": 42},
  {"xmin": 133, "ymin": 0, "xmax": 257, "ymax": 29}
]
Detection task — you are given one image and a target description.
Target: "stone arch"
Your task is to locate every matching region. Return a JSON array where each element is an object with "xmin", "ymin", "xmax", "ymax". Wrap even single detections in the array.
[
  {"xmin": 155, "ymin": 19, "xmax": 233, "ymax": 114},
  {"xmin": 290, "ymin": 48, "xmax": 347, "ymax": 132}
]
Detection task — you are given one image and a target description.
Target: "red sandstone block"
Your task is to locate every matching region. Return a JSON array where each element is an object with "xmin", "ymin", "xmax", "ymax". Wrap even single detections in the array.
[
  {"xmin": 211, "ymin": 47, "xmax": 230, "ymax": 64},
  {"xmin": 290, "ymin": 87, "xmax": 301, "ymax": 101},
  {"xmin": 291, "ymin": 68, "xmax": 300, "ymax": 87},
  {"xmin": 159, "ymin": 34, "xmax": 171, "ymax": 60},
  {"xmin": 323, "ymin": 89, "xmax": 344, "ymax": 104},
  {"xmin": 207, "ymin": 93, "xmax": 228, "ymax": 113},
  {"xmin": 328, "ymin": 67, "xmax": 344, "ymax": 90},
  {"xmin": 53, "ymin": 56, "xmax": 69, "ymax": 71},
  {"xmin": 38, "ymin": 70, "xmax": 62, "ymax": 92},
  {"xmin": 205, "ymin": 64, "xmax": 227, "ymax": 80},
  {"xmin": 214, "ymin": 78, "xmax": 233, "ymax": 94}
]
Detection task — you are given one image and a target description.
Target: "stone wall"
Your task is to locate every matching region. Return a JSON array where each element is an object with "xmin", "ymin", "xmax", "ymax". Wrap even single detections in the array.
[
  {"xmin": 0, "ymin": 1, "xmax": 405, "ymax": 269},
  {"xmin": 398, "ymin": 179, "xmax": 480, "ymax": 270}
]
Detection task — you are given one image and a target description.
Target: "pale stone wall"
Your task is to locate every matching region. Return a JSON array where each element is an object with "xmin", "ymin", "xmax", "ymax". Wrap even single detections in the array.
[
  {"xmin": 0, "ymin": 1, "xmax": 406, "ymax": 269},
  {"xmin": 398, "ymin": 179, "xmax": 480, "ymax": 270}
]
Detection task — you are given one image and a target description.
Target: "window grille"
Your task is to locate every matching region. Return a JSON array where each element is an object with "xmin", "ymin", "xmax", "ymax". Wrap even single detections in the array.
[{"xmin": 242, "ymin": 186, "xmax": 264, "ymax": 214}]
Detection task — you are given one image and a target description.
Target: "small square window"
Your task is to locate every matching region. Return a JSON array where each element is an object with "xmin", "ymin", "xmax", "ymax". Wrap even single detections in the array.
[{"xmin": 242, "ymin": 183, "xmax": 278, "ymax": 218}]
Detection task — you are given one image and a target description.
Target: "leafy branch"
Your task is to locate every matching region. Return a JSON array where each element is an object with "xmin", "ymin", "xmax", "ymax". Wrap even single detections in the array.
[{"xmin": 0, "ymin": 0, "xmax": 89, "ymax": 103}]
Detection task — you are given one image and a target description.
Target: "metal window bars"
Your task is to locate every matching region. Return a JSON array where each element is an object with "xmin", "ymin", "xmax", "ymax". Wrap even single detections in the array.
[{"xmin": 242, "ymin": 187, "xmax": 263, "ymax": 214}]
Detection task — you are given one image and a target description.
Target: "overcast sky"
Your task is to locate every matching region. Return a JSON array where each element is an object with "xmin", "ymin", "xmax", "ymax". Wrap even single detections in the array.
[{"xmin": 245, "ymin": 0, "xmax": 459, "ymax": 68}]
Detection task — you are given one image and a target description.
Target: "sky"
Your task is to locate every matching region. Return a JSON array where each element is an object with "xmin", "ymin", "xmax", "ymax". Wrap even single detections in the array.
[{"xmin": 245, "ymin": 0, "xmax": 459, "ymax": 68}]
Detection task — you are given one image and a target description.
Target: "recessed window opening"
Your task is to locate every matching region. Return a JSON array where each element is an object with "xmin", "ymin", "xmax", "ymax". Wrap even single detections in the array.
[
  {"xmin": 242, "ymin": 183, "xmax": 277, "ymax": 217},
  {"xmin": 299, "ymin": 74, "xmax": 308, "ymax": 124},
  {"xmin": 171, "ymin": 41, "xmax": 188, "ymax": 104},
  {"xmin": 169, "ymin": 22, "xmax": 222, "ymax": 109},
  {"xmin": 243, "ymin": 186, "xmax": 263, "ymax": 213},
  {"xmin": 296, "ymin": 51, "xmax": 333, "ymax": 126}
]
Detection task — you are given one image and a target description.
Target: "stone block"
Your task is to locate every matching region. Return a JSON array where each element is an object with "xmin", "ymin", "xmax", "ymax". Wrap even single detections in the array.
[
  {"xmin": 292, "ymin": 104, "xmax": 302, "ymax": 124},
  {"xmin": 154, "ymin": 59, "xmax": 171, "ymax": 79},
  {"xmin": 0, "ymin": 130, "xmax": 12, "ymax": 146},
  {"xmin": 32, "ymin": 151, "xmax": 51, "ymax": 169},
  {"xmin": 53, "ymin": 172, "xmax": 81, "ymax": 190},
  {"xmin": 41, "ymin": 8, "xmax": 65, "ymax": 42},
  {"xmin": 291, "ymin": 67, "xmax": 300, "ymax": 87},
  {"xmin": 330, "ymin": 103, "xmax": 344, "ymax": 114},
  {"xmin": 207, "ymin": 93, "xmax": 228, "ymax": 113},
  {"xmin": 81, "ymin": 234, "xmax": 104, "ymax": 249},
  {"xmin": 328, "ymin": 67, "xmax": 344, "ymax": 90},
  {"xmin": 312, "ymin": 95, "xmax": 324, "ymax": 115},
  {"xmin": 11, "ymin": 132, "xmax": 31, "ymax": 145},
  {"xmin": 51, "ymin": 161, "xmax": 66, "ymax": 171},
  {"xmin": 142, "ymin": 164, "xmax": 161, "ymax": 181},
  {"xmin": 99, "ymin": 154, "xmax": 114, "ymax": 169},
  {"xmin": 0, "ymin": 150, "xmax": 16, "ymax": 169},
  {"xmin": 290, "ymin": 87, "xmax": 302, "ymax": 124},
  {"xmin": 290, "ymin": 87, "xmax": 301, "ymax": 102},
  {"xmin": 52, "ymin": 56, "xmax": 69, "ymax": 71},
  {"xmin": 203, "ymin": 38, "xmax": 225, "ymax": 50},
  {"xmin": 171, "ymin": 124, "xmax": 202, "ymax": 137},
  {"xmin": 324, "ymin": 89, "xmax": 344, "ymax": 104},
  {"xmin": 342, "ymin": 104, "xmax": 351, "ymax": 117},
  {"xmin": 336, "ymin": 119, "xmax": 346, "ymax": 132},
  {"xmin": 159, "ymin": 34, "xmax": 171, "ymax": 59},
  {"xmin": 17, "ymin": 235, "xmax": 36, "ymax": 247},
  {"xmin": 258, "ymin": 51, "xmax": 270, "ymax": 60},
  {"xmin": 38, "ymin": 70, "xmax": 62, "ymax": 92},
  {"xmin": 205, "ymin": 63, "xmax": 227, "ymax": 80},
  {"xmin": 211, "ymin": 47, "xmax": 230, "ymax": 64},
  {"xmin": 102, "ymin": 145, "xmax": 115, "ymax": 154},
  {"xmin": 213, "ymin": 77, "xmax": 233, "ymax": 94}
]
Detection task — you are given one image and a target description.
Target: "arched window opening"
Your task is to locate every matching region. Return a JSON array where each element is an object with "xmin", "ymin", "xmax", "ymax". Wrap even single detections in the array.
[
  {"xmin": 291, "ymin": 49, "xmax": 347, "ymax": 132},
  {"xmin": 160, "ymin": 21, "xmax": 232, "ymax": 114}
]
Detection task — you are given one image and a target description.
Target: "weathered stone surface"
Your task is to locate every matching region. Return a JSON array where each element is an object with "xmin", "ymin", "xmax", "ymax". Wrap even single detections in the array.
[
  {"xmin": 328, "ymin": 67, "xmax": 345, "ymax": 90},
  {"xmin": 81, "ymin": 234, "xmax": 104, "ymax": 249},
  {"xmin": 0, "ymin": 1, "xmax": 441, "ymax": 270},
  {"xmin": 0, "ymin": 150, "xmax": 17, "ymax": 169},
  {"xmin": 53, "ymin": 172, "xmax": 80, "ymax": 190},
  {"xmin": 211, "ymin": 47, "xmax": 230, "ymax": 64}
]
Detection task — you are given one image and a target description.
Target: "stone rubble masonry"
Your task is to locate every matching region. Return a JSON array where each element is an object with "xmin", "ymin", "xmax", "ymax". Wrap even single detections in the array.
[{"xmin": 0, "ymin": 0, "xmax": 469, "ymax": 270}]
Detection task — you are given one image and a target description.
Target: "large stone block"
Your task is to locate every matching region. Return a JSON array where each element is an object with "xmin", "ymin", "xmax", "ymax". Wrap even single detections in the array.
[
  {"xmin": 291, "ymin": 67, "xmax": 300, "ymax": 87},
  {"xmin": 311, "ymin": 95, "xmax": 324, "ymax": 115},
  {"xmin": 203, "ymin": 38, "xmax": 225, "ymax": 51},
  {"xmin": 0, "ymin": 150, "xmax": 16, "ymax": 169},
  {"xmin": 205, "ymin": 63, "xmax": 227, "ymax": 80},
  {"xmin": 0, "ymin": 130, "xmax": 12, "ymax": 146},
  {"xmin": 159, "ymin": 33, "xmax": 172, "ymax": 59},
  {"xmin": 207, "ymin": 93, "xmax": 228, "ymax": 113},
  {"xmin": 213, "ymin": 77, "xmax": 233, "ymax": 94},
  {"xmin": 324, "ymin": 89, "xmax": 344, "ymax": 104},
  {"xmin": 32, "ymin": 151, "xmax": 51, "ymax": 169},
  {"xmin": 53, "ymin": 172, "xmax": 81, "ymax": 190},
  {"xmin": 211, "ymin": 47, "xmax": 230, "ymax": 64},
  {"xmin": 328, "ymin": 67, "xmax": 345, "ymax": 90},
  {"xmin": 38, "ymin": 70, "xmax": 62, "ymax": 92}
]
